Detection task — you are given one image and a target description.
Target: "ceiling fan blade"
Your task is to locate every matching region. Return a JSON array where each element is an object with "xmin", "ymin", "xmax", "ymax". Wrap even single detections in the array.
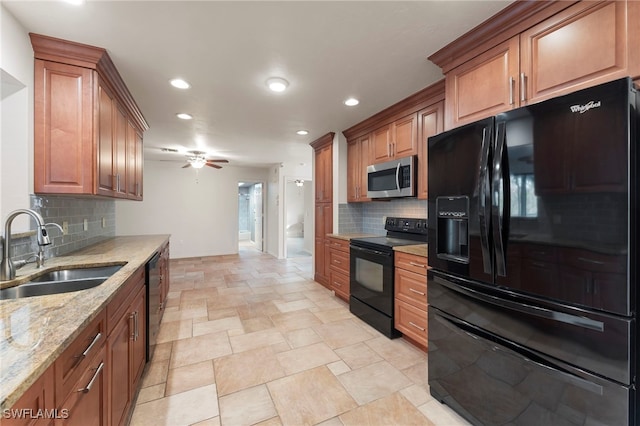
[
  {"xmin": 206, "ymin": 163, "xmax": 222, "ymax": 169},
  {"xmin": 181, "ymin": 163, "xmax": 191, "ymax": 168},
  {"xmin": 206, "ymin": 159, "xmax": 229, "ymax": 163}
]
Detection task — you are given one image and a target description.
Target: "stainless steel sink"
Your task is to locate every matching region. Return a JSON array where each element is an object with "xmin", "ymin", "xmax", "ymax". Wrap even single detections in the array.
[
  {"xmin": 28, "ymin": 265, "xmax": 123, "ymax": 283},
  {"xmin": 0, "ymin": 265, "xmax": 123, "ymax": 300}
]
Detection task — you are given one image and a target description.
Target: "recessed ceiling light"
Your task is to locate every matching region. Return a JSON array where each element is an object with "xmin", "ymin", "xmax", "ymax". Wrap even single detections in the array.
[
  {"xmin": 267, "ymin": 77, "xmax": 289, "ymax": 92},
  {"xmin": 170, "ymin": 78, "xmax": 191, "ymax": 89},
  {"xmin": 344, "ymin": 97, "xmax": 360, "ymax": 106},
  {"xmin": 296, "ymin": 130, "xmax": 309, "ymax": 136},
  {"xmin": 176, "ymin": 113, "xmax": 193, "ymax": 120}
]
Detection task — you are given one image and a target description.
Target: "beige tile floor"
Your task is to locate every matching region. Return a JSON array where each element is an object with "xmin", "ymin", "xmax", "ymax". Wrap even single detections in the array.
[{"xmin": 130, "ymin": 245, "xmax": 470, "ymax": 426}]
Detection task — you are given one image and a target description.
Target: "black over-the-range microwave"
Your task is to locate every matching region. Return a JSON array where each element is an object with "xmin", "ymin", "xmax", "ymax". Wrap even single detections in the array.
[{"xmin": 366, "ymin": 155, "xmax": 416, "ymax": 199}]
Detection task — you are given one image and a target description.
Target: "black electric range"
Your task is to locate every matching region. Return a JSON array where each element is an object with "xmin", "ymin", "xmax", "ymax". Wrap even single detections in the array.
[{"xmin": 349, "ymin": 217, "xmax": 427, "ymax": 338}]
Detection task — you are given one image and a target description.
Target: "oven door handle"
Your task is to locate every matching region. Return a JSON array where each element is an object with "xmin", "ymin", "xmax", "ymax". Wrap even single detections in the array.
[{"xmin": 350, "ymin": 245, "xmax": 391, "ymax": 257}]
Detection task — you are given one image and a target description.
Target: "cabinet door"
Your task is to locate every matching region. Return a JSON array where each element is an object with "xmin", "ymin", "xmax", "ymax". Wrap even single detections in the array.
[
  {"xmin": 393, "ymin": 113, "xmax": 418, "ymax": 158},
  {"xmin": 315, "ymin": 145, "xmax": 332, "ymax": 203},
  {"xmin": 130, "ymin": 287, "xmax": 147, "ymax": 387},
  {"xmin": 445, "ymin": 36, "xmax": 520, "ymax": 130},
  {"xmin": 346, "ymin": 140, "xmax": 359, "ymax": 202},
  {"xmin": 5, "ymin": 367, "xmax": 54, "ymax": 426},
  {"xmin": 114, "ymin": 104, "xmax": 128, "ymax": 197},
  {"xmin": 125, "ymin": 122, "xmax": 140, "ymax": 200},
  {"xmin": 57, "ymin": 347, "xmax": 107, "ymax": 426},
  {"xmin": 97, "ymin": 82, "xmax": 116, "ymax": 196},
  {"xmin": 134, "ymin": 131, "xmax": 144, "ymax": 200},
  {"xmin": 34, "ymin": 60, "xmax": 94, "ymax": 195},
  {"xmin": 417, "ymin": 101, "xmax": 444, "ymax": 200},
  {"xmin": 370, "ymin": 123, "xmax": 392, "ymax": 163},
  {"xmin": 108, "ymin": 310, "xmax": 132, "ymax": 426},
  {"xmin": 521, "ymin": 1, "xmax": 639, "ymax": 105}
]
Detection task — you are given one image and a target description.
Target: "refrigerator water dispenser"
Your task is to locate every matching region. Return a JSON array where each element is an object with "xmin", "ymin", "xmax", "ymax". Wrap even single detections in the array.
[{"xmin": 436, "ymin": 196, "xmax": 469, "ymax": 263}]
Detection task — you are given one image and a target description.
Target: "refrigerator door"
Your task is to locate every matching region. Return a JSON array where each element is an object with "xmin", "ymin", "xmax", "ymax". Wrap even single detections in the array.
[
  {"xmin": 429, "ymin": 271, "xmax": 632, "ymax": 386},
  {"xmin": 495, "ymin": 78, "xmax": 632, "ymax": 316},
  {"xmin": 428, "ymin": 118, "xmax": 494, "ymax": 285}
]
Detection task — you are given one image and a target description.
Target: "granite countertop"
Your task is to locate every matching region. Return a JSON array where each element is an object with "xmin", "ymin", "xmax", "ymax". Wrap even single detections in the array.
[
  {"xmin": 0, "ymin": 235, "xmax": 170, "ymax": 410},
  {"xmin": 326, "ymin": 233, "xmax": 378, "ymax": 241},
  {"xmin": 394, "ymin": 244, "xmax": 428, "ymax": 257}
]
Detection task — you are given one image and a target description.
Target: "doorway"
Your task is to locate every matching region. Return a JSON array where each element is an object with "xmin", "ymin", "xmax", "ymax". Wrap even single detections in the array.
[
  {"xmin": 285, "ymin": 178, "xmax": 312, "ymax": 258},
  {"xmin": 238, "ymin": 181, "xmax": 263, "ymax": 252}
]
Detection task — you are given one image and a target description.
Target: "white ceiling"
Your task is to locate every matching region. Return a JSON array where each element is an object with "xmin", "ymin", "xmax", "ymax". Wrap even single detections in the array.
[{"xmin": 3, "ymin": 0, "xmax": 512, "ymax": 168}]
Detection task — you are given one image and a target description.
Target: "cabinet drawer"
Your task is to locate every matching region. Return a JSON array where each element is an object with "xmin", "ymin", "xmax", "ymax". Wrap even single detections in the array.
[
  {"xmin": 55, "ymin": 310, "xmax": 106, "ymax": 402},
  {"xmin": 329, "ymin": 249, "xmax": 350, "ymax": 275},
  {"xmin": 327, "ymin": 237, "xmax": 350, "ymax": 253},
  {"xmin": 394, "ymin": 299, "xmax": 427, "ymax": 348},
  {"xmin": 107, "ymin": 265, "xmax": 144, "ymax": 334},
  {"xmin": 395, "ymin": 268, "xmax": 427, "ymax": 311},
  {"xmin": 395, "ymin": 251, "xmax": 428, "ymax": 275},
  {"xmin": 330, "ymin": 270, "xmax": 350, "ymax": 301}
]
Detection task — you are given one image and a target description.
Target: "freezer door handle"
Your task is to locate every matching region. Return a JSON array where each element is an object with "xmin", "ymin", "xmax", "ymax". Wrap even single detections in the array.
[
  {"xmin": 491, "ymin": 122, "xmax": 509, "ymax": 276},
  {"xmin": 478, "ymin": 126, "xmax": 492, "ymax": 274},
  {"xmin": 433, "ymin": 274, "xmax": 604, "ymax": 332}
]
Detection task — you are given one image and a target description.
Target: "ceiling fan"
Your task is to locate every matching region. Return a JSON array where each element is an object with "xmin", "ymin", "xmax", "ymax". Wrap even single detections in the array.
[{"xmin": 160, "ymin": 148, "xmax": 228, "ymax": 169}]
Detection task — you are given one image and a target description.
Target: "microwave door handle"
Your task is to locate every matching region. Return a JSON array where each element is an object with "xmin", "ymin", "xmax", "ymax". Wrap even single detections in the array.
[{"xmin": 395, "ymin": 162, "xmax": 401, "ymax": 192}]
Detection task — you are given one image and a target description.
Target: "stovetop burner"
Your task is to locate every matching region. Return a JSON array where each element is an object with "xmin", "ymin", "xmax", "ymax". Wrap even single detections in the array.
[{"xmin": 350, "ymin": 217, "xmax": 427, "ymax": 251}]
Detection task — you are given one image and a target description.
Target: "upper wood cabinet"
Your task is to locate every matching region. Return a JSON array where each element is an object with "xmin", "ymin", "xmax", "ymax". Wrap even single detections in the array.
[
  {"xmin": 417, "ymin": 101, "xmax": 444, "ymax": 200},
  {"xmin": 432, "ymin": 0, "xmax": 640, "ymax": 130},
  {"xmin": 31, "ymin": 33, "xmax": 148, "ymax": 199},
  {"xmin": 346, "ymin": 134, "xmax": 370, "ymax": 202},
  {"xmin": 313, "ymin": 142, "xmax": 333, "ymax": 204},
  {"xmin": 343, "ymin": 80, "xmax": 444, "ymax": 202},
  {"xmin": 370, "ymin": 113, "xmax": 418, "ymax": 164}
]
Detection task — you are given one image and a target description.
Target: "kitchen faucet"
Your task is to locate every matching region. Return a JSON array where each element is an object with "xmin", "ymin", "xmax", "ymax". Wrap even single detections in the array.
[{"xmin": 0, "ymin": 209, "xmax": 52, "ymax": 281}]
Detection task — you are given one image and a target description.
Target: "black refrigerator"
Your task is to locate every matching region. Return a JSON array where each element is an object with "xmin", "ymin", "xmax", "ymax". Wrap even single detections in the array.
[{"xmin": 427, "ymin": 77, "xmax": 638, "ymax": 425}]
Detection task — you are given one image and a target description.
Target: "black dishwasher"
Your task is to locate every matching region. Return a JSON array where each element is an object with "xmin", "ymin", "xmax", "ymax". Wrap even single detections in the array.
[{"xmin": 145, "ymin": 252, "xmax": 161, "ymax": 361}]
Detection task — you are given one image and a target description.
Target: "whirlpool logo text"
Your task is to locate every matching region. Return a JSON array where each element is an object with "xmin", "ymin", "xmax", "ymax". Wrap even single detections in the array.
[{"xmin": 570, "ymin": 100, "xmax": 601, "ymax": 114}]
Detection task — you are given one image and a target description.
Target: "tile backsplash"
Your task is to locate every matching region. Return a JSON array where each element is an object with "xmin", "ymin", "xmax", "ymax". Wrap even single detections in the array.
[
  {"xmin": 7, "ymin": 195, "xmax": 115, "ymax": 262},
  {"xmin": 338, "ymin": 198, "xmax": 427, "ymax": 235}
]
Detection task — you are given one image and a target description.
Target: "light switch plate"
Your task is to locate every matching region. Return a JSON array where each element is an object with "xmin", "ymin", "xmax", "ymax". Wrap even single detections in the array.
[
  {"xmin": 102, "ymin": 217, "xmax": 106, "ymax": 228},
  {"xmin": 62, "ymin": 221, "xmax": 69, "ymax": 235},
  {"xmin": 83, "ymin": 219, "xmax": 88, "ymax": 231}
]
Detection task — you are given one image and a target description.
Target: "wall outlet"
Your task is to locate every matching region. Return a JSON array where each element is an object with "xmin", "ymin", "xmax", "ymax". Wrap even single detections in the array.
[
  {"xmin": 62, "ymin": 221, "xmax": 69, "ymax": 235},
  {"xmin": 102, "ymin": 217, "xmax": 106, "ymax": 228},
  {"xmin": 83, "ymin": 219, "xmax": 88, "ymax": 231}
]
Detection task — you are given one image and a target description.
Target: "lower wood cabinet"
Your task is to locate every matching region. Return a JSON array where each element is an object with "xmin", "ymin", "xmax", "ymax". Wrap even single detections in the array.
[
  {"xmin": 107, "ymin": 267, "xmax": 146, "ymax": 426},
  {"xmin": 327, "ymin": 237, "xmax": 350, "ymax": 302},
  {"xmin": 8, "ymin": 264, "xmax": 148, "ymax": 426},
  {"xmin": 394, "ymin": 251, "xmax": 428, "ymax": 349}
]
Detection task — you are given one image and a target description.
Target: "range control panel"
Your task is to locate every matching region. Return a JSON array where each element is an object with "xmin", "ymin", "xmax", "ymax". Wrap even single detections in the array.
[{"xmin": 384, "ymin": 217, "xmax": 428, "ymax": 235}]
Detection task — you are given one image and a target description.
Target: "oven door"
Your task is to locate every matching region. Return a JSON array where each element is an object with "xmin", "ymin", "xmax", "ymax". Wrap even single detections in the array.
[{"xmin": 350, "ymin": 245, "xmax": 394, "ymax": 315}]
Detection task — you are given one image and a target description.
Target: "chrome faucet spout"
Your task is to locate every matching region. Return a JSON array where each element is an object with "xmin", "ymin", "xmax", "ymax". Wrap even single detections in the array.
[{"xmin": 1, "ymin": 209, "xmax": 50, "ymax": 281}]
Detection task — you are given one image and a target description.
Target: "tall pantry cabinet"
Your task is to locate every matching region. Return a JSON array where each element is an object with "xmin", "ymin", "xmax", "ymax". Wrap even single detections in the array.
[{"xmin": 311, "ymin": 133, "xmax": 335, "ymax": 287}]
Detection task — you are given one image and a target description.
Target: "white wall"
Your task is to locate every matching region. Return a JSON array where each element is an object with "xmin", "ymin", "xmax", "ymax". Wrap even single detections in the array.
[
  {"xmin": 116, "ymin": 160, "xmax": 269, "ymax": 259},
  {"xmin": 0, "ymin": 5, "xmax": 34, "ymax": 231}
]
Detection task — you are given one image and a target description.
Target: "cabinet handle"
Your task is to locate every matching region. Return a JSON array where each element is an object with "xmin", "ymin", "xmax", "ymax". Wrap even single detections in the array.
[
  {"xmin": 387, "ymin": 143, "xmax": 391, "ymax": 157},
  {"xmin": 77, "ymin": 362, "xmax": 104, "ymax": 394},
  {"xmin": 509, "ymin": 77, "xmax": 515, "ymax": 105},
  {"xmin": 333, "ymin": 259, "xmax": 341, "ymax": 264},
  {"xmin": 129, "ymin": 313, "xmax": 136, "ymax": 340},
  {"xmin": 409, "ymin": 288, "xmax": 426, "ymax": 296},
  {"xmin": 520, "ymin": 73, "xmax": 526, "ymax": 102},
  {"xmin": 409, "ymin": 261, "xmax": 426, "ymax": 268},
  {"xmin": 77, "ymin": 332, "xmax": 102, "ymax": 361},
  {"xmin": 333, "ymin": 281, "xmax": 342, "ymax": 287},
  {"xmin": 134, "ymin": 311, "xmax": 139, "ymax": 341},
  {"xmin": 577, "ymin": 257, "xmax": 605, "ymax": 265},
  {"xmin": 409, "ymin": 322, "xmax": 425, "ymax": 332}
]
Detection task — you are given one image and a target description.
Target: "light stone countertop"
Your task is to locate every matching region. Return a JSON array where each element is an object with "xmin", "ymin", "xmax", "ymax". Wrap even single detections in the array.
[
  {"xmin": 394, "ymin": 244, "xmax": 428, "ymax": 257},
  {"xmin": 0, "ymin": 235, "xmax": 170, "ymax": 410},
  {"xmin": 326, "ymin": 233, "xmax": 378, "ymax": 241}
]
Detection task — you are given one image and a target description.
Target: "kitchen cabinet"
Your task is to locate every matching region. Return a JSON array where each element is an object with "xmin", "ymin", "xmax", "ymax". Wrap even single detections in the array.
[
  {"xmin": 327, "ymin": 237, "xmax": 350, "ymax": 302},
  {"xmin": 106, "ymin": 265, "xmax": 146, "ymax": 426},
  {"xmin": 314, "ymin": 142, "xmax": 333, "ymax": 203},
  {"xmin": 311, "ymin": 133, "xmax": 335, "ymax": 287},
  {"xmin": 434, "ymin": 0, "xmax": 640, "ymax": 130},
  {"xmin": 394, "ymin": 251, "xmax": 428, "ymax": 350},
  {"xmin": 370, "ymin": 113, "xmax": 417, "ymax": 164},
  {"xmin": 417, "ymin": 101, "xmax": 444, "ymax": 200},
  {"xmin": 5, "ymin": 367, "xmax": 55, "ymax": 426},
  {"xmin": 346, "ymin": 135, "xmax": 370, "ymax": 202},
  {"xmin": 31, "ymin": 33, "xmax": 148, "ymax": 199}
]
